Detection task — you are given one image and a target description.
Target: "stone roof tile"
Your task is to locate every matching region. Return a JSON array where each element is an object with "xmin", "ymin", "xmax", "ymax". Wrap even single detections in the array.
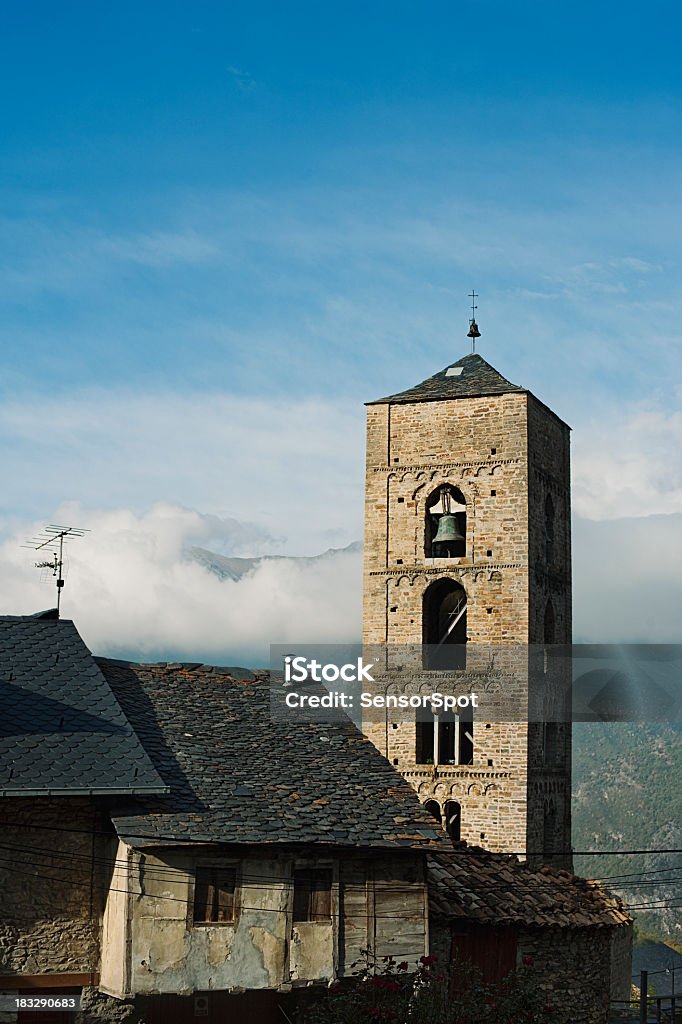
[
  {"xmin": 0, "ymin": 616, "xmax": 166, "ymax": 797},
  {"xmin": 368, "ymin": 353, "xmax": 524, "ymax": 405},
  {"xmin": 99, "ymin": 660, "xmax": 451, "ymax": 852}
]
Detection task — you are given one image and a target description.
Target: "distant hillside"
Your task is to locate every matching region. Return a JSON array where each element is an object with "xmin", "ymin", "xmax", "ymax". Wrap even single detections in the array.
[
  {"xmin": 573, "ymin": 723, "xmax": 682, "ymax": 942},
  {"xmin": 187, "ymin": 541, "xmax": 362, "ymax": 581}
]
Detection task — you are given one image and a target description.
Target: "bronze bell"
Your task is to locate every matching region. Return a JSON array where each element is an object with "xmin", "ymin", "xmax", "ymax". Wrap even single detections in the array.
[
  {"xmin": 467, "ymin": 319, "xmax": 481, "ymax": 340},
  {"xmin": 432, "ymin": 514, "xmax": 465, "ymax": 546}
]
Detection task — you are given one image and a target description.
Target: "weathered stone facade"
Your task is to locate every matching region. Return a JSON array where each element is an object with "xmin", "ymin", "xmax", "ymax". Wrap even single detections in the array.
[
  {"xmin": 362, "ymin": 365, "xmax": 572, "ymax": 866},
  {"xmin": 0, "ymin": 798, "xmax": 103, "ymax": 980},
  {"xmin": 0, "ymin": 798, "xmax": 107, "ymax": 1023},
  {"xmin": 100, "ymin": 844, "xmax": 428, "ymax": 999},
  {"xmin": 429, "ymin": 919, "xmax": 632, "ymax": 1024}
]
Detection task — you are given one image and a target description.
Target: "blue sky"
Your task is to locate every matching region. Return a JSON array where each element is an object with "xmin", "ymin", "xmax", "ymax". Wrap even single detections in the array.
[{"xmin": 1, "ymin": 1, "xmax": 681, "ymax": 656}]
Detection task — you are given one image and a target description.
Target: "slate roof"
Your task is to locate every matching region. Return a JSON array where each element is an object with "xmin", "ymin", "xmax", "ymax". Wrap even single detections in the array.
[
  {"xmin": 369, "ymin": 353, "xmax": 525, "ymax": 405},
  {"xmin": 99, "ymin": 660, "xmax": 450, "ymax": 851},
  {"xmin": 0, "ymin": 615, "xmax": 167, "ymax": 797},
  {"xmin": 428, "ymin": 848, "xmax": 631, "ymax": 929}
]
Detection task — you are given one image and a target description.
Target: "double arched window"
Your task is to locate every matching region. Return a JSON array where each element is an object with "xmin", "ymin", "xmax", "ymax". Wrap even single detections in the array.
[{"xmin": 421, "ymin": 799, "xmax": 463, "ymax": 843}]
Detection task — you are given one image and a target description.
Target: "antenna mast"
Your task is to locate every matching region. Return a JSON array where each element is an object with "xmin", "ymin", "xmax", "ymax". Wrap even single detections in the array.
[{"xmin": 23, "ymin": 525, "xmax": 89, "ymax": 616}]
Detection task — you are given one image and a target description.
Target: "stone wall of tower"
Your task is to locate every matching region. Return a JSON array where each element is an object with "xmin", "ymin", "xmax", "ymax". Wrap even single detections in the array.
[
  {"xmin": 362, "ymin": 388, "xmax": 572, "ymax": 865},
  {"xmin": 526, "ymin": 395, "xmax": 572, "ymax": 867}
]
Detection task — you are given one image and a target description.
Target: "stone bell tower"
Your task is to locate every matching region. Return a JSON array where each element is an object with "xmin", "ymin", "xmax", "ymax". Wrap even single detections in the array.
[{"xmin": 362, "ymin": 332, "xmax": 572, "ymax": 868}]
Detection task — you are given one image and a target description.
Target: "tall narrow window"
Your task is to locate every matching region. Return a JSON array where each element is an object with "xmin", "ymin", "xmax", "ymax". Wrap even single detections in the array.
[
  {"xmin": 438, "ymin": 714, "xmax": 456, "ymax": 763},
  {"xmin": 423, "ymin": 578, "xmax": 467, "ymax": 669},
  {"xmin": 544, "ymin": 495, "xmax": 555, "ymax": 565},
  {"xmin": 415, "ymin": 718, "xmax": 435, "ymax": 764},
  {"xmin": 293, "ymin": 868, "xmax": 333, "ymax": 922},
  {"xmin": 457, "ymin": 713, "xmax": 474, "ymax": 765},
  {"xmin": 444, "ymin": 801, "xmax": 461, "ymax": 842},
  {"xmin": 193, "ymin": 866, "xmax": 236, "ymax": 924},
  {"xmin": 425, "ymin": 486, "xmax": 467, "ymax": 558},
  {"xmin": 543, "ymin": 722, "xmax": 558, "ymax": 765},
  {"xmin": 543, "ymin": 801, "xmax": 557, "ymax": 859}
]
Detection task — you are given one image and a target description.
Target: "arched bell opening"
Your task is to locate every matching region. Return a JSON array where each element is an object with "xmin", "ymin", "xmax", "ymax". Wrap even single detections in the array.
[
  {"xmin": 444, "ymin": 800, "xmax": 461, "ymax": 842},
  {"xmin": 424, "ymin": 800, "xmax": 442, "ymax": 825},
  {"xmin": 422, "ymin": 578, "xmax": 467, "ymax": 670},
  {"xmin": 425, "ymin": 485, "xmax": 467, "ymax": 559}
]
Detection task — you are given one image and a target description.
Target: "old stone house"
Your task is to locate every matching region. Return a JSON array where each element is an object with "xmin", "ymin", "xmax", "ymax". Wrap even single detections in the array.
[
  {"xmin": 0, "ymin": 614, "xmax": 448, "ymax": 1024},
  {"xmin": 0, "ymin": 612, "xmax": 167, "ymax": 1024},
  {"xmin": 428, "ymin": 845, "xmax": 633, "ymax": 1024}
]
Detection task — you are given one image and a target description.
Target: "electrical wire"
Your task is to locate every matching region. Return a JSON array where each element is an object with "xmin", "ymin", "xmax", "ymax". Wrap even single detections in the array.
[{"xmin": 2, "ymin": 814, "xmax": 682, "ymax": 859}]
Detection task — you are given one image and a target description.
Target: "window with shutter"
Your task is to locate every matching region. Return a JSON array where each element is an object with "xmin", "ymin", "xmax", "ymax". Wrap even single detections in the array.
[
  {"xmin": 192, "ymin": 866, "xmax": 236, "ymax": 924},
  {"xmin": 293, "ymin": 868, "xmax": 332, "ymax": 922}
]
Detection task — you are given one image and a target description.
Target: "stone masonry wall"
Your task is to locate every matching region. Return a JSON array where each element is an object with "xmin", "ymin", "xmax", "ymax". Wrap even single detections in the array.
[
  {"xmin": 518, "ymin": 926, "xmax": 614, "ymax": 1024},
  {"xmin": 0, "ymin": 797, "xmax": 104, "ymax": 978},
  {"xmin": 526, "ymin": 396, "xmax": 573, "ymax": 868},
  {"xmin": 362, "ymin": 388, "xmax": 572, "ymax": 863}
]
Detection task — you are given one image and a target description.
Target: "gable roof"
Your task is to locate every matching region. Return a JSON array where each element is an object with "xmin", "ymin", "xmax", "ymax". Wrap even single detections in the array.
[
  {"xmin": 368, "ymin": 353, "xmax": 525, "ymax": 405},
  {"xmin": 428, "ymin": 848, "xmax": 631, "ymax": 929},
  {"xmin": 0, "ymin": 616, "xmax": 167, "ymax": 797},
  {"xmin": 99, "ymin": 660, "xmax": 449, "ymax": 852}
]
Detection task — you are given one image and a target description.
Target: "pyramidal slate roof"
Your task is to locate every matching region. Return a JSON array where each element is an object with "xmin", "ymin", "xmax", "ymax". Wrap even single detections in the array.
[
  {"xmin": 99, "ymin": 660, "xmax": 450, "ymax": 851},
  {"xmin": 369, "ymin": 353, "xmax": 525, "ymax": 405},
  {"xmin": 0, "ymin": 615, "xmax": 167, "ymax": 797}
]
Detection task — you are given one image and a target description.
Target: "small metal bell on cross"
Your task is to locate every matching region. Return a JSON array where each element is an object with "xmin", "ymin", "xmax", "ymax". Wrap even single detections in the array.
[{"xmin": 467, "ymin": 319, "xmax": 481, "ymax": 340}]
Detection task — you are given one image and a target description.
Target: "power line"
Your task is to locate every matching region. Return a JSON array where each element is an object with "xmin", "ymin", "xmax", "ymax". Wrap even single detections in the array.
[
  {"xmin": 2, "ymin": 814, "xmax": 682, "ymax": 859},
  {"xmin": 0, "ymin": 855, "xmax": 433, "ymax": 926},
  {"xmin": 0, "ymin": 841, "xmax": 638, "ymax": 910}
]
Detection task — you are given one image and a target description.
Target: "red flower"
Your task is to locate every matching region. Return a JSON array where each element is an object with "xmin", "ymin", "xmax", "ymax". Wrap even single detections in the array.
[
  {"xmin": 433, "ymin": 973, "xmax": 445, "ymax": 982},
  {"xmin": 385, "ymin": 980, "xmax": 401, "ymax": 992},
  {"xmin": 522, "ymin": 954, "xmax": 535, "ymax": 967},
  {"xmin": 397, "ymin": 961, "xmax": 409, "ymax": 971},
  {"xmin": 419, "ymin": 954, "xmax": 438, "ymax": 966}
]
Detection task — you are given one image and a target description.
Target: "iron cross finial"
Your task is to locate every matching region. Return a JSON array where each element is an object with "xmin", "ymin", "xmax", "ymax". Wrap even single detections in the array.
[{"xmin": 467, "ymin": 290, "xmax": 481, "ymax": 353}]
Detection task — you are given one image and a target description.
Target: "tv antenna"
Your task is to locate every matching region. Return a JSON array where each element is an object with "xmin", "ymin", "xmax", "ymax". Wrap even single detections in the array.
[{"xmin": 23, "ymin": 525, "xmax": 89, "ymax": 616}]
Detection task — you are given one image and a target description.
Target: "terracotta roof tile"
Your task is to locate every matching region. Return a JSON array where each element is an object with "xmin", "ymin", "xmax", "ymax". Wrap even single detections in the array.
[{"xmin": 428, "ymin": 846, "xmax": 632, "ymax": 929}]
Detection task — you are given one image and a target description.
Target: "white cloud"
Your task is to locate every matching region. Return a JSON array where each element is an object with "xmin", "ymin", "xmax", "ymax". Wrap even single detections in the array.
[
  {"xmin": 1, "ymin": 500, "xmax": 678, "ymax": 664},
  {"xmin": 0, "ymin": 503, "xmax": 362, "ymax": 664},
  {"xmin": 573, "ymin": 513, "xmax": 682, "ymax": 643},
  {"xmin": 573, "ymin": 404, "xmax": 682, "ymax": 519}
]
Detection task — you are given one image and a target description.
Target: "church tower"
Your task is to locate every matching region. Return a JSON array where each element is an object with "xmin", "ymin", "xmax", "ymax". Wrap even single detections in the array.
[{"xmin": 362, "ymin": 332, "xmax": 572, "ymax": 868}]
